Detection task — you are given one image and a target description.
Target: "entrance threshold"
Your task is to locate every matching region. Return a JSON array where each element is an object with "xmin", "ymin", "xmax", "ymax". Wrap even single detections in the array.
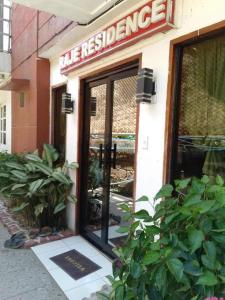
[{"xmin": 32, "ymin": 236, "xmax": 112, "ymax": 300}]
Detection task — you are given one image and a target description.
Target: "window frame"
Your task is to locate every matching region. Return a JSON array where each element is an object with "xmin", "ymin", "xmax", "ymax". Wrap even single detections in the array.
[{"xmin": 163, "ymin": 21, "xmax": 225, "ymax": 184}]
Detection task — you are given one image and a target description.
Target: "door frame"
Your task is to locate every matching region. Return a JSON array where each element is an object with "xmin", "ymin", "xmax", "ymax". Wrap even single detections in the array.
[{"xmin": 77, "ymin": 59, "xmax": 141, "ymax": 257}]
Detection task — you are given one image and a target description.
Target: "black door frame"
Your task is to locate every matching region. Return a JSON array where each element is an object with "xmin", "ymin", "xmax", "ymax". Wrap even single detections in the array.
[{"xmin": 79, "ymin": 62, "xmax": 139, "ymax": 257}]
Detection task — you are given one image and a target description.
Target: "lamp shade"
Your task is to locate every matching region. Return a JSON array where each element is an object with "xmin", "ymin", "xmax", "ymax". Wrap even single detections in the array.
[
  {"xmin": 62, "ymin": 92, "xmax": 74, "ymax": 114},
  {"xmin": 136, "ymin": 68, "xmax": 156, "ymax": 103}
]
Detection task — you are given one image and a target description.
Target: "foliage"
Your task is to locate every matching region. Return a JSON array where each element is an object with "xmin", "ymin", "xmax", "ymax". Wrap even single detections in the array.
[
  {"xmin": 0, "ymin": 151, "xmax": 25, "ymax": 190},
  {"xmin": 0, "ymin": 144, "xmax": 78, "ymax": 228},
  {"xmin": 107, "ymin": 175, "xmax": 225, "ymax": 300}
]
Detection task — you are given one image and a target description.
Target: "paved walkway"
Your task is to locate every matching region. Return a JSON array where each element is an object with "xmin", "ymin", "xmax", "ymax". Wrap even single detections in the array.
[{"xmin": 0, "ymin": 222, "xmax": 67, "ymax": 300}]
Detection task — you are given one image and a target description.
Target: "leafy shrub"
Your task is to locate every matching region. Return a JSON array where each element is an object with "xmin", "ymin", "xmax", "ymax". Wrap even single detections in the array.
[
  {"xmin": 0, "ymin": 144, "xmax": 78, "ymax": 228},
  {"xmin": 108, "ymin": 175, "xmax": 225, "ymax": 300},
  {"xmin": 0, "ymin": 151, "xmax": 25, "ymax": 190}
]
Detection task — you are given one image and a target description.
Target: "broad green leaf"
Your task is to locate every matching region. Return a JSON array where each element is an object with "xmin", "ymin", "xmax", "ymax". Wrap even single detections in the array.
[
  {"xmin": 143, "ymin": 251, "xmax": 160, "ymax": 265},
  {"xmin": 201, "ymin": 255, "xmax": 215, "ymax": 270},
  {"xmin": 196, "ymin": 200, "xmax": 215, "ymax": 214},
  {"xmin": 11, "ymin": 184, "xmax": 26, "ymax": 191},
  {"xmin": 117, "ymin": 226, "xmax": 129, "ymax": 234},
  {"xmin": 175, "ymin": 178, "xmax": 191, "ymax": 190},
  {"xmin": 203, "ymin": 241, "xmax": 216, "ymax": 262},
  {"xmin": 166, "ymin": 258, "xmax": 184, "ymax": 282},
  {"xmin": 67, "ymin": 194, "xmax": 77, "ymax": 204},
  {"xmin": 154, "ymin": 184, "xmax": 173, "ymax": 200},
  {"xmin": 136, "ymin": 196, "xmax": 149, "ymax": 202},
  {"xmin": 5, "ymin": 162, "xmax": 25, "ymax": 171},
  {"xmin": 216, "ymin": 175, "xmax": 224, "ymax": 186},
  {"xmin": 12, "ymin": 202, "xmax": 29, "ymax": 212},
  {"xmin": 164, "ymin": 212, "xmax": 180, "ymax": 224},
  {"xmin": 33, "ymin": 162, "xmax": 53, "ymax": 176},
  {"xmin": 29, "ymin": 179, "xmax": 44, "ymax": 194},
  {"xmin": 25, "ymin": 154, "xmax": 42, "ymax": 163},
  {"xmin": 184, "ymin": 260, "xmax": 202, "ymax": 276},
  {"xmin": 145, "ymin": 225, "xmax": 160, "ymax": 236},
  {"xmin": 155, "ymin": 265, "xmax": 167, "ymax": 296},
  {"xmin": 130, "ymin": 261, "xmax": 141, "ymax": 279},
  {"xmin": 188, "ymin": 227, "xmax": 204, "ymax": 253},
  {"xmin": 212, "ymin": 234, "xmax": 225, "ymax": 244},
  {"xmin": 42, "ymin": 144, "xmax": 59, "ymax": 167},
  {"xmin": 134, "ymin": 209, "xmax": 150, "ymax": 220},
  {"xmin": 52, "ymin": 171, "xmax": 72, "ymax": 185},
  {"xmin": 34, "ymin": 203, "xmax": 48, "ymax": 217},
  {"xmin": 119, "ymin": 203, "xmax": 131, "ymax": 212},
  {"xmin": 53, "ymin": 202, "xmax": 66, "ymax": 214},
  {"xmin": 0, "ymin": 172, "xmax": 9, "ymax": 178},
  {"xmin": 196, "ymin": 271, "xmax": 218, "ymax": 286},
  {"xmin": 201, "ymin": 175, "xmax": 210, "ymax": 184},
  {"xmin": 115, "ymin": 285, "xmax": 124, "ymax": 300},
  {"xmin": 10, "ymin": 170, "xmax": 27, "ymax": 181},
  {"xmin": 184, "ymin": 193, "xmax": 201, "ymax": 207}
]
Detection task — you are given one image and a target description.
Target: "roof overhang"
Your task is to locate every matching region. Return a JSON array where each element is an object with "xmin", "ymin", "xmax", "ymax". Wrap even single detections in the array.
[
  {"xmin": 0, "ymin": 78, "xmax": 30, "ymax": 91},
  {"xmin": 12, "ymin": 0, "xmax": 124, "ymax": 23}
]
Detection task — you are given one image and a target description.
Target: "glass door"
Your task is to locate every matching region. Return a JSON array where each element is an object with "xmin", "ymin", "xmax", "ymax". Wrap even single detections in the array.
[{"xmin": 80, "ymin": 66, "xmax": 138, "ymax": 256}]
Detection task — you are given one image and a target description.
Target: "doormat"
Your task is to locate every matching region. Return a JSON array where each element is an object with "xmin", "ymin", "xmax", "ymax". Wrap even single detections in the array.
[
  {"xmin": 50, "ymin": 249, "xmax": 101, "ymax": 280},
  {"xmin": 110, "ymin": 235, "xmax": 128, "ymax": 248}
]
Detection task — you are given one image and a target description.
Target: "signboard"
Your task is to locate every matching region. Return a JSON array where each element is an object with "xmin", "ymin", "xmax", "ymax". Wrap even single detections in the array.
[{"xmin": 60, "ymin": 0, "xmax": 175, "ymax": 74}]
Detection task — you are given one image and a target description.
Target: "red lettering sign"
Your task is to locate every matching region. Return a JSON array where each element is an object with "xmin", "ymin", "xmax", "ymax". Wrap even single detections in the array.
[{"xmin": 60, "ymin": 0, "xmax": 175, "ymax": 74}]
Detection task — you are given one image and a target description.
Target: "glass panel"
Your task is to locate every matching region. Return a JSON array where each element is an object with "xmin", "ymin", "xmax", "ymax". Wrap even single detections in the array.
[
  {"xmin": 3, "ymin": 7, "xmax": 10, "ymax": 20},
  {"xmin": 3, "ymin": 132, "xmax": 6, "ymax": 144},
  {"xmin": 3, "ymin": 118, "xmax": 6, "ymax": 131},
  {"xmin": 3, "ymin": 20, "xmax": 9, "ymax": 34},
  {"xmin": 3, "ymin": 105, "xmax": 6, "ymax": 117},
  {"xmin": 175, "ymin": 35, "xmax": 225, "ymax": 179},
  {"xmin": 108, "ymin": 75, "xmax": 137, "ymax": 247},
  {"xmin": 85, "ymin": 84, "xmax": 107, "ymax": 238}
]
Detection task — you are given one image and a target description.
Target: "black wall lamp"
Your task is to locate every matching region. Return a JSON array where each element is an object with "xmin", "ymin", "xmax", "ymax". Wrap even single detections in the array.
[
  {"xmin": 136, "ymin": 68, "xmax": 156, "ymax": 104},
  {"xmin": 62, "ymin": 92, "xmax": 74, "ymax": 114}
]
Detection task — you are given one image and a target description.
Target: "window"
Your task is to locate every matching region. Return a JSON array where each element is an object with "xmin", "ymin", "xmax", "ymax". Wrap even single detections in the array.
[
  {"xmin": 0, "ymin": 104, "xmax": 6, "ymax": 145},
  {"xmin": 172, "ymin": 34, "xmax": 225, "ymax": 180},
  {"xmin": 0, "ymin": 0, "xmax": 11, "ymax": 53}
]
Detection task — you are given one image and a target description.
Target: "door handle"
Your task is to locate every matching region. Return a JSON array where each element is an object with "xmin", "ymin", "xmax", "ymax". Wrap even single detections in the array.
[
  {"xmin": 112, "ymin": 144, "xmax": 117, "ymax": 169},
  {"xmin": 99, "ymin": 144, "xmax": 103, "ymax": 169}
]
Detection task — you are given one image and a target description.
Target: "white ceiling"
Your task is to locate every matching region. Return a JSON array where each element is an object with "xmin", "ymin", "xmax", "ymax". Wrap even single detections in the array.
[{"xmin": 13, "ymin": 0, "xmax": 121, "ymax": 23}]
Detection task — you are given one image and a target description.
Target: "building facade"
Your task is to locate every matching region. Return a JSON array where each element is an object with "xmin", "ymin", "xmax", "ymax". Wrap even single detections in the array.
[{"xmin": 11, "ymin": 0, "xmax": 225, "ymax": 256}]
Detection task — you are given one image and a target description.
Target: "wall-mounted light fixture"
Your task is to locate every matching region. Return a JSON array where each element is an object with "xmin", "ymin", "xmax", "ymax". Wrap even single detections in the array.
[
  {"xmin": 62, "ymin": 92, "xmax": 74, "ymax": 114},
  {"xmin": 136, "ymin": 68, "xmax": 156, "ymax": 104}
]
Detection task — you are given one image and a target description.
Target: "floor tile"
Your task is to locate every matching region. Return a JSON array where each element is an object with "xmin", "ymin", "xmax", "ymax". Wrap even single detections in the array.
[
  {"xmin": 49, "ymin": 267, "xmax": 101, "ymax": 292},
  {"xmin": 32, "ymin": 240, "xmax": 66, "ymax": 255},
  {"xmin": 65, "ymin": 278, "xmax": 106, "ymax": 300},
  {"xmin": 61, "ymin": 236, "xmax": 87, "ymax": 247}
]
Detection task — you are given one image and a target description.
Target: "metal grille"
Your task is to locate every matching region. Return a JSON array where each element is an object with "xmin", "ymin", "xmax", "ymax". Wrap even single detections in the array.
[{"xmin": 179, "ymin": 35, "xmax": 225, "ymax": 136}]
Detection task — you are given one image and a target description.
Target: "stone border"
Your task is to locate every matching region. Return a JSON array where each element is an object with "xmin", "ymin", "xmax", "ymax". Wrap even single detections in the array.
[{"xmin": 0, "ymin": 201, "xmax": 74, "ymax": 248}]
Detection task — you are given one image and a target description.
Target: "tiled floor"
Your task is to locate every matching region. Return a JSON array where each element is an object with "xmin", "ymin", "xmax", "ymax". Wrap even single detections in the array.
[{"xmin": 32, "ymin": 236, "xmax": 112, "ymax": 300}]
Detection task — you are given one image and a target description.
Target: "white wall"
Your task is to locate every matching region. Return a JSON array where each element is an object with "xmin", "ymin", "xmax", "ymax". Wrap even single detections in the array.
[
  {"xmin": 50, "ymin": 0, "xmax": 225, "ymax": 229},
  {"xmin": 0, "ymin": 91, "xmax": 11, "ymax": 153}
]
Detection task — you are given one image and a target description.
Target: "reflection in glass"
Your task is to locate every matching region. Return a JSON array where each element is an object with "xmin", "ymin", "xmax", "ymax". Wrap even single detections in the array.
[
  {"xmin": 85, "ymin": 84, "xmax": 106, "ymax": 237},
  {"xmin": 176, "ymin": 35, "xmax": 225, "ymax": 179},
  {"xmin": 108, "ymin": 75, "xmax": 137, "ymax": 247}
]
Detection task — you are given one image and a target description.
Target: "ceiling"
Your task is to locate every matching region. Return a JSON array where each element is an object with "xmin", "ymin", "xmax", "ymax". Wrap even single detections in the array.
[{"xmin": 12, "ymin": 0, "xmax": 123, "ymax": 23}]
